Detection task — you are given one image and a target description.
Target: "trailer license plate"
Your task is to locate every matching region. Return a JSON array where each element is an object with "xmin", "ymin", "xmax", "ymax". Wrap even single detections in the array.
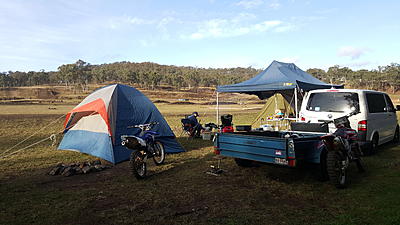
[{"xmin": 274, "ymin": 158, "xmax": 288, "ymax": 165}]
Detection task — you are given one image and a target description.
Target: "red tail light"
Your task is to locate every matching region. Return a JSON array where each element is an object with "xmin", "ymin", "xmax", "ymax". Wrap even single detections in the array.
[
  {"xmin": 300, "ymin": 117, "xmax": 305, "ymax": 121},
  {"xmin": 358, "ymin": 120, "xmax": 367, "ymax": 131}
]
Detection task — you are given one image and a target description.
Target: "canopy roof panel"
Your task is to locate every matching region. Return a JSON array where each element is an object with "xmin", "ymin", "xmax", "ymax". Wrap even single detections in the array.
[{"xmin": 217, "ymin": 61, "xmax": 342, "ymax": 98}]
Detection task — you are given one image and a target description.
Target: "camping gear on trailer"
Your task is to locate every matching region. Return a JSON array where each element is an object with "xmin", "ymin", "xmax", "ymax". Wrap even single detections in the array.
[
  {"xmin": 58, "ymin": 84, "xmax": 184, "ymax": 164},
  {"xmin": 220, "ymin": 114, "xmax": 234, "ymax": 133},
  {"xmin": 235, "ymin": 125, "xmax": 251, "ymax": 132}
]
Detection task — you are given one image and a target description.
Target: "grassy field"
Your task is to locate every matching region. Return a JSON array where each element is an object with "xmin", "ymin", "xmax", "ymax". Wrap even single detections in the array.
[{"xmin": 1, "ymin": 89, "xmax": 400, "ymax": 225}]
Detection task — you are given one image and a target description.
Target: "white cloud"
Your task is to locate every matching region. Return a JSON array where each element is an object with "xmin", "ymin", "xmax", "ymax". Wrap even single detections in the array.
[
  {"xmin": 269, "ymin": 2, "xmax": 281, "ymax": 10},
  {"xmin": 273, "ymin": 24, "xmax": 295, "ymax": 32},
  {"xmin": 337, "ymin": 46, "xmax": 370, "ymax": 60},
  {"xmin": 184, "ymin": 17, "xmax": 291, "ymax": 40},
  {"xmin": 315, "ymin": 8, "xmax": 338, "ymax": 15},
  {"xmin": 236, "ymin": 0, "xmax": 264, "ymax": 9},
  {"xmin": 108, "ymin": 16, "xmax": 157, "ymax": 29}
]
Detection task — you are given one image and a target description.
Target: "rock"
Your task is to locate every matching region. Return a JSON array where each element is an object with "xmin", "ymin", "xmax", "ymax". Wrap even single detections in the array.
[
  {"xmin": 61, "ymin": 166, "xmax": 75, "ymax": 177},
  {"xmin": 48, "ymin": 160, "xmax": 110, "ymax": 176},
  {"xmin": 82, "ymin": 165, "xmax": 92, "ymax": 174},
  {"xmin": 48, "ymin": 165, "xmax": 63, "ymax": 176},
  {"xmin": 93, "ymin": 160, "xmax": 102, "ymax": 165},
  {"xmin": 74, "ymin": 167, "xmax": 83, "ymax": 174},
  {"xmin": 94, "ymin": 164, "xmax": 106, "ymax": 171}
]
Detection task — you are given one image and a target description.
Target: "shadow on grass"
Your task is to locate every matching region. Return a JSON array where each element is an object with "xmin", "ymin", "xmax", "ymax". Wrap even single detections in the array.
[{"xmin": 176, "ymin": 137, "xmax": 214, "ymax": 151}]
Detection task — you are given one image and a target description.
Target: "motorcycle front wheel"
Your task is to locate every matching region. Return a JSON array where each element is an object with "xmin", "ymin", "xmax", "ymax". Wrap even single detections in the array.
[
  {"xmin": 130, "ymin": 151, "xmax": 147, "ymax": 179},
  {"xmin": 327, "ymin": 150, "xmax": 348, "ymax": 189},
  {"xmin": 152, "ymin": 141, "xmax": 165, "ymax": 165}
]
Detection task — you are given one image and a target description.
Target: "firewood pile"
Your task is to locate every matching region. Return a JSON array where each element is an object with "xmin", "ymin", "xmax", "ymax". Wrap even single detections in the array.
[{"xmin": 48, "ymin": 160, "xmax": 112, "ymax": 177}]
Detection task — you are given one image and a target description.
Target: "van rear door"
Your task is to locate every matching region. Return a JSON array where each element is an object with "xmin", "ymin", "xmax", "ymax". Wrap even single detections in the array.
[
  {"xmin": 384, "ymin": 94, "xmax": 398, "ymax": 140},
  {"xmin": 365, "ymin": 92, "xmax": 390, "ymax": 143},
  {"xmin": 302, "ymin": 91, "xmax": 360, "ymax": 132}
]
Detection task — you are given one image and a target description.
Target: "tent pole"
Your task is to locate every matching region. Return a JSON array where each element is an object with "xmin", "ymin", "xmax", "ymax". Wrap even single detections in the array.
[
  {"xmin": 294, "ymin": 87, "xmax": 298, "ymax": 121},
  {"xmin": 216, "ymin": 92, "xmax": 219, "ymax": 125}
]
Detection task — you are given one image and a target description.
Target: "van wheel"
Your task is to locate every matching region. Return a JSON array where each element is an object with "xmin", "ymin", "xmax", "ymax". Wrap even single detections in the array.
[
  {"xmin": 393, "ymin": 127, "xmax": 399, "ymax": 144},
  {"xmin": 234, "ymin": 158, "xmax": 254, "ymax": 167},
  {"xmin": 371, "ymin": 134, "xmax": 379, "ymax": 154},
  {"xmin": 319, "ymin": 149, "xmax": 329, "ymax": 181}
]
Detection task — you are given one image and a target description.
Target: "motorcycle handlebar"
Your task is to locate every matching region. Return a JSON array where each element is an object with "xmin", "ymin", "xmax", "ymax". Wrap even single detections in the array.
[
  {"xmin": 320, "ymin": 110, "xmax": 360, "ymax": 127},
  {"xmin": 127, "ymin": 122, "xmax": 159, "ymax": 129}
]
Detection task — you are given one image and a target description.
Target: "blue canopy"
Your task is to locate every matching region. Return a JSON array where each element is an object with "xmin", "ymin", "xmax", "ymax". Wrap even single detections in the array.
[{"xmin": 217, "ymin": 61, "xmax": 342, "ymax": 99}]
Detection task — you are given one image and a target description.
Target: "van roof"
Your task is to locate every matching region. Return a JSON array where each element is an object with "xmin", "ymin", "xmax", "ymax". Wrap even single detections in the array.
[{"xmin": 308, "ymin": 88, "xmax": 386, "ymax": 94}]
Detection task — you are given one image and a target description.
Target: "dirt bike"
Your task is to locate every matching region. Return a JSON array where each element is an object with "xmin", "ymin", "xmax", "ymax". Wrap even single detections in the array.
[
  {"xmin": 121, "ymin": 122, "xmax": 165, "ymax": 179},
  {"xmin": 320, "ymin": 110, "xmax": 365, "ymax": 188}
]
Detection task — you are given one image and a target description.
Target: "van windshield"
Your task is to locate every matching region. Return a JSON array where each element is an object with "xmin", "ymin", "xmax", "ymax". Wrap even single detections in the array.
[{"xmin": 306, "ymin": 92, "xmax": 359, "ymax": 113}]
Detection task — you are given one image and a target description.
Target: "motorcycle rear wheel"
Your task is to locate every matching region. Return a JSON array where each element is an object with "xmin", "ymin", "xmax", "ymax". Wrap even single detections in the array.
[
  {"xmin": 152, "ymin": 141, "xmax": 165, "ymax": 165},
  {"xmin": 327, "ymin": 151, "xmax": 348, "ymax": 189},
  {"xmin": 130, "ymin": 151, "xmax": 147, "ymax": 179}
]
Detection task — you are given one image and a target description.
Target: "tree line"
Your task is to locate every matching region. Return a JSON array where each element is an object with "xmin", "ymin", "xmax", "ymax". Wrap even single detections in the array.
[{"xmin": 1, "ymin": 60, "xmax": 399, "ymax": 93}]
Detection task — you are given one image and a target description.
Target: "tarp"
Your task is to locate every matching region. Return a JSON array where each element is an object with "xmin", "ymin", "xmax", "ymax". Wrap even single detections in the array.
[
  {"xmin": 251, "ymin": 93, "xmax": 295, "ymax": 127},
  {"xmin": 58, "ymin": 84, "xmax": 185, "ymax": 164},
  {"xmin": 217, "ymin": 60, "xmax": 343, "ymax": 99}
]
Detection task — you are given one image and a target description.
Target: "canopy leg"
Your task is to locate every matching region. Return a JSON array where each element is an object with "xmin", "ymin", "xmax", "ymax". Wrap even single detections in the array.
[
  {"xmin": 216, "ymin": 92, "xmax": 219, "ymax": 125},
  {"xmin": 294, "ymin": 87, "xmax": 298, "ymax": 121}
]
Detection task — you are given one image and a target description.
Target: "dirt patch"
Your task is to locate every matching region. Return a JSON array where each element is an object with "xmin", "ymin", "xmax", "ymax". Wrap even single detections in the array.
[
  {"xmin": 171, "ymin": 101, "xmax": 195, "ymax": 105},
  {"xmin": 153, "ymin": 100, "xmax": 170, "ymax": 103},
  {"xmin": 200, "ymin": 101, "xmax": 238, "ymax": 105},
  {"xmin": 0, "ymin": 87, "xmax": 59, "ymax": 99}
]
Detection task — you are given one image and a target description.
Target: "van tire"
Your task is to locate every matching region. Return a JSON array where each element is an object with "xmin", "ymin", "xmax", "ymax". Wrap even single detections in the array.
[
  {"xmin": 319, "ymin": 149, "xmax": 329, "ymax": 181},
  {"xmin": 234, "ymin": 158, "xmax": 254, "ymax": 167},
  {"xmin": 393, "ymin": 126, "xmax": 399, "ymax": 144},
  {"xmin": 370, "ymin": 134, "xmax": 379, "ymax": 154}
]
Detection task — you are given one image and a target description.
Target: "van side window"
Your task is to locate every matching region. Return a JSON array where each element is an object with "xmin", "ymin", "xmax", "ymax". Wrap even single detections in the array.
[
  {"xmin": 366, "ymin": 93, "xmax": 386, "ymax": 113},
  {"xmin": 384, "ymin": 94, "xmax": 395, "ymax": 112}
]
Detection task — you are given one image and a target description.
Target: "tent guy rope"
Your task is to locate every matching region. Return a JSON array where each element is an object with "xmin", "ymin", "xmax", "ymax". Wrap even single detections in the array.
[
  {"xmin": 0, "ymin": 111, "xmax": 102, "ymax": 159},
  {"xmin": 0, "ymin": 135, "xmax": 57, "ymax": 159},
  {"xmin": 0, "ymin": 114, "xmax": 65, "ymax": 158}
]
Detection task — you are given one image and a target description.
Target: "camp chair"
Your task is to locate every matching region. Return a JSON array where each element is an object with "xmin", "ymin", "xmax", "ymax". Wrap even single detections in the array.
[{"xmin": 181, "ymin": 118, "xmax": 197, "ymax": 137}]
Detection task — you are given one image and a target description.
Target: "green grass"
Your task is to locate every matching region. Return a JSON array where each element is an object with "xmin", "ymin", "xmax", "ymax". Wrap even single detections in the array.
[{"xmin": 0, "ymin": 105, "xmax": 399, "ymax": 225}]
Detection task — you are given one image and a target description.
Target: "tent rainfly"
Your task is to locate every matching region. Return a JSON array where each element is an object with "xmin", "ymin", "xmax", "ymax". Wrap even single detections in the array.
[
  {"xmin": 251, "ymin": 93, "xmax": 294, "ymax": 127},
  {"xmin": 58, "ymin": 84, "xmax": 184, "ymax": 164}
]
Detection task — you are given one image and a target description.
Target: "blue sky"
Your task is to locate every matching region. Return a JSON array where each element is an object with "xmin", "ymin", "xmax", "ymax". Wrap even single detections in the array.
[{"xmin": 0, "ymin": 0, "xmax": 399, "ymax": 72}]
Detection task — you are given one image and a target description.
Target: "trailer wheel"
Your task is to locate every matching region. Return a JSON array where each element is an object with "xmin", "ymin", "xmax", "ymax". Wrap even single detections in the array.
[{"xmin": 234, "ymin": 158, "xmax": 254, "ymax": 167}]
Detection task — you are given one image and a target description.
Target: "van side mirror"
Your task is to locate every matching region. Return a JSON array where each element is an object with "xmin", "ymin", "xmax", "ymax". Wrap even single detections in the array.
[{"xmin": 396, "ymin": 105, "xmax": 400, "ymax": 111}]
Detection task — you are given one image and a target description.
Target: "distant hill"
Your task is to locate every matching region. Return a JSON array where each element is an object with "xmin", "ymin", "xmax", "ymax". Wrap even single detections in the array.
[{"xmin": 1, "ymin": 60, "xmax": 399, "ymax": 94}]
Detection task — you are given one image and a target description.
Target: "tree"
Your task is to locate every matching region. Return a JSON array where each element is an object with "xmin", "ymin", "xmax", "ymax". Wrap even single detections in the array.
[{"xmin": 57, "ymin": 60, "xmax": 91, "ymax": 91}]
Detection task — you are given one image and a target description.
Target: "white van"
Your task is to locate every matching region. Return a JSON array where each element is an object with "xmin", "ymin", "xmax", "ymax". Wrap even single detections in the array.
[{"xmin": 299, "ymin": 89, "xmax": 399, "ymax": 153}]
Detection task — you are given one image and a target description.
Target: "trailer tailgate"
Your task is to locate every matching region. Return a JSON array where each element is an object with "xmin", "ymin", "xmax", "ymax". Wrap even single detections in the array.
[{"xmin": 216, "ymin": 133, "xmax": 292, "ymax": 165}]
